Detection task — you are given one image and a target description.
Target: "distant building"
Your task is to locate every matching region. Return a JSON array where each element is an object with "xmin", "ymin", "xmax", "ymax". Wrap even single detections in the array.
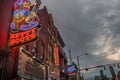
[
  {"xmin": 117, "ymin": 71, "xmax": 120, "ymax": 80},
  {"xmin": 95, "ymin": 76, "xmax": 101, "ymax": 80},
  {"xmin": 95, "ymin": 75, "xmax": 111, "ymax": 80}
]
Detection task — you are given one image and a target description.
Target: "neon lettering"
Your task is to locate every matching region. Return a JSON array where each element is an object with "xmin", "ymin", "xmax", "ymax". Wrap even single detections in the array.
[
  {"xmin": 9, "ymin": 0, "xmax": 39, "ymax": 47},
  {"xmin": 20, "ymin": 22, "xmax": 39, "ymax": 31},
  {"xmin": 9, "ymin": 28, "xmax": 37, "ymax": 47}
]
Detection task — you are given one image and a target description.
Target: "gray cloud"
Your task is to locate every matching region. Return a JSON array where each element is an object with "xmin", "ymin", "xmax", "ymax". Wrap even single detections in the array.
[{"xmin": 41, "ymin": 0, "xmax": 120, "ymax": 79}]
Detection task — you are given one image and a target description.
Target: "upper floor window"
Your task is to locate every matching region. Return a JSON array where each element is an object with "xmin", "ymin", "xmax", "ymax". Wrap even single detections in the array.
[
  {"xmin": 47, "ymin": 24, "xmax": 51, "ymax": 35},
  {"xmin": 48, "ymin": 44, "xmax": 54, "ymax": 63},
  {"xmin": 36, "ymin": 41, "xmax": 44, "ymax": 60},
  {"xmin": 52, "ymin": 35, "xmax": 55, "ymax": 41},
  {"xmin": 40, "ymin": 44, "xmax": 44, "ymax": 59}
]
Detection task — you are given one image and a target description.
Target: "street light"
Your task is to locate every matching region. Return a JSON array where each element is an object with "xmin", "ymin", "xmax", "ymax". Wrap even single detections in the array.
[{"xmin": 77, "ymin": 53, "xmax": 88, "ymax": 77}]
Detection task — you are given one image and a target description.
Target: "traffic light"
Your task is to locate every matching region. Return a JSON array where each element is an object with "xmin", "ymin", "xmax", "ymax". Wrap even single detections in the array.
[{"xmin": 85, "ymin": 68, "xmax": 88, "ymax": 71}]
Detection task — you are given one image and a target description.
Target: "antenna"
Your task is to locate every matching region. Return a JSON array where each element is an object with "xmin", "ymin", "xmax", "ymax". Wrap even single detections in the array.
[{"xmin": 69, "ymin": 47, "xmax": 72, "ymax": 64}]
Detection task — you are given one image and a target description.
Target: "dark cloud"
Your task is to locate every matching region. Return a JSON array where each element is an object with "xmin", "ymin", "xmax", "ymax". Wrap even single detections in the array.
[{"xmin": 41, "ymin": 0, "xmax": 120, "ymax": 79}]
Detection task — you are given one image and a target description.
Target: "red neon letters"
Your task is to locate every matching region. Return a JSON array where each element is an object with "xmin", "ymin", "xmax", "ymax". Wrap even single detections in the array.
[
  {"xmin": 54, "ymin": 46, "xmax": 59, "ymax": 65},
  {"xmin": 9, "ymin": 28, "xmax": 37, "ymax": 47}
]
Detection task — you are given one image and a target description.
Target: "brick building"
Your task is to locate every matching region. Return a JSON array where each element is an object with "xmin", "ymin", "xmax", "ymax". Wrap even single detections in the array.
[
  {"xmin": 4, "ymin": 0, "xmax": 68, "ymax": 80},
  {"xmin": 36, "ymin": 6, "xmax": 68, "ymax": 80},
  {"xmin": 20, "ymin": 6, "xmax": 68, "ymax": 80},
  {"xmin": 16, "ymin": 6, "xmax": 68, "ymax": 80}
]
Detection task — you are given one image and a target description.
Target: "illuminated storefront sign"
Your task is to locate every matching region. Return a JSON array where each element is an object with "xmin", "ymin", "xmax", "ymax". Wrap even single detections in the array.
[
  {"xmin": 54, "ymin": 45, "xmax": 59, "ymax": 65},
  {"xmin": 9, "ymin": 0, "xmax": 40, "ymax": 47},
  {"xmin": 9, "ymin": 28, "xmax": 37, "ymax": 47}
]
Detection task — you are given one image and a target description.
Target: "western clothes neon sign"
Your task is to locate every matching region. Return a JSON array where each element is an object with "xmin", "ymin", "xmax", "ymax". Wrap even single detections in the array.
[{"xmin": 9, "ymin": 0, "xmax": 40, "ymax": 47}]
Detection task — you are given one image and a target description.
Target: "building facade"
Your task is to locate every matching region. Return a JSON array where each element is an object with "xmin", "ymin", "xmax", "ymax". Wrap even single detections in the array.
[
  {"xmin": 3, "ymin": 0, "xmax": 68, "ymax": 79},
  {"xmin": 67, "ymin": 63, "xmax": 78, "ymax": 80},
  {"xmin": 36, "ymin": 6, "xmax": 68, "ymax": 80}
]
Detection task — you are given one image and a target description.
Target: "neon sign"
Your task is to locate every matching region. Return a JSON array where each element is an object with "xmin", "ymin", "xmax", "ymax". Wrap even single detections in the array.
[
  {"xmin": 20, "ymin": 21, "xmax": 38, "ymax": 31},
  {"xmin": 10, "ymin": 0, "xmax": 39, "ymax": 32},
  {"xmin": 54, "ymin": 45, "xmax": 59, "ymax": 66},
  {"xmin": 9, "ymin": 0, "xmax": 40, "ymax": 47},
  {"xmin": 9, "ymin": 28, "xmax": 37, "ymax": 47}
]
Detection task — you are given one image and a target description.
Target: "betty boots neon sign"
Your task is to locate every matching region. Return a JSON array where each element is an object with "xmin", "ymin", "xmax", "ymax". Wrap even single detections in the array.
[
  {"xmin": 9, "ymin": 0, "xmax": 40, "ymax": 47},
  {"xmin": 9, "ymin": 28, "xmax": 37, "ymax": 47}
]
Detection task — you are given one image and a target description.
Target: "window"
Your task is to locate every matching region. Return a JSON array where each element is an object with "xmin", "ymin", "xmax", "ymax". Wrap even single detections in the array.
[
  {"xmin": 38, "ymin": 44, "xmax": 44, "ymax": 60},
  {"xmin": 48, "ymin": 27, "xmax": 51, "ymax": 34},
  {"xmin": 48, "ymin": 44, "xmax": 54, "ymax": 63},
  {"xmin": 36, "ymin": 41, "xmax": 44, "ymax": 60},
  {"xmin": 40, "ymin": 44, "xmax": 44, "ymax": 60},
  {"xmin": 47, "ymin": 24, "xmax": 51, "ymax": 35},
  {"xmin": 52, "ymin": 35, "xmax": 55, "ymax": 41}
]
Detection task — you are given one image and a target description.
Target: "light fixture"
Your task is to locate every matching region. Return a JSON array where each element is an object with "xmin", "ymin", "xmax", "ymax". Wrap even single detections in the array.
[
  {"xmin": 51, "ymin": 71, "xmax": 54, "ymax": 73},
  {"xmin": 33, "ymin": 56, "xmax": 36, "ymax": 59}
]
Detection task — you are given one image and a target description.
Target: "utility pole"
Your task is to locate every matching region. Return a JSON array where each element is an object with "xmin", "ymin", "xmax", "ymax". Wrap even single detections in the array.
[
  {"xmin": 109, "ymin": 66, "xmax": 116, "ymax": 80},
  {"xmin": 77, "ymin": 56, "xmax": 81, "ymax": 76},
  {"xmin": 77, "ymin": 53, "xmax": 88, "ymax": 80}
]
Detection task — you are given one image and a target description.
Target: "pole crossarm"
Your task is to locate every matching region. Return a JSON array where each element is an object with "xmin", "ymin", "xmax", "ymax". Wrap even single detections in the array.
[{"xmin": 79, "ymin": 62, "xmax": 120, "ymax": 71}]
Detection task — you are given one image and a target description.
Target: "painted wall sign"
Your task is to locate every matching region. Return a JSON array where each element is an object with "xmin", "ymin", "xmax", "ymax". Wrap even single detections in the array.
[
  {"xmin": 17, "ymin": 51, "xmax": 46, "ymax": 80},
  {"xmin": 9, "ymin": 28, "xmax": 37, "ymax": 47},
  {"xmin": 9, "ymin": 0, "xmax": 40, "ymax": 47},
  {"xmin": 26, "ymin": 61, "xmax": 44, "ymax": 77}
]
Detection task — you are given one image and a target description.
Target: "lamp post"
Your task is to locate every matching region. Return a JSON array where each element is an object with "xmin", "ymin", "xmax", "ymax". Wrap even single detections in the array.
[{"xmin": 77, "ymin": 53, "xmax": 88, "ymax": 79}]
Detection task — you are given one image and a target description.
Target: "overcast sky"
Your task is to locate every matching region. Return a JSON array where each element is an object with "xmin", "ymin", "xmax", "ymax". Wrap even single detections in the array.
[{"xmin": 40, "ymin": 0, "xmax": 120, "ymax": 80}]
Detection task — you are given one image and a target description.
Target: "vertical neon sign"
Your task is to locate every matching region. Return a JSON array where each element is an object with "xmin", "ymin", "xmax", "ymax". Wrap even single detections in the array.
[
  {"xmin": 54, "ymin": 44, "xmax": 59, "ymax": 66},
  {"xmin": 9, "ymin": 0, "xmax": 40, "ymax": 47}
]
